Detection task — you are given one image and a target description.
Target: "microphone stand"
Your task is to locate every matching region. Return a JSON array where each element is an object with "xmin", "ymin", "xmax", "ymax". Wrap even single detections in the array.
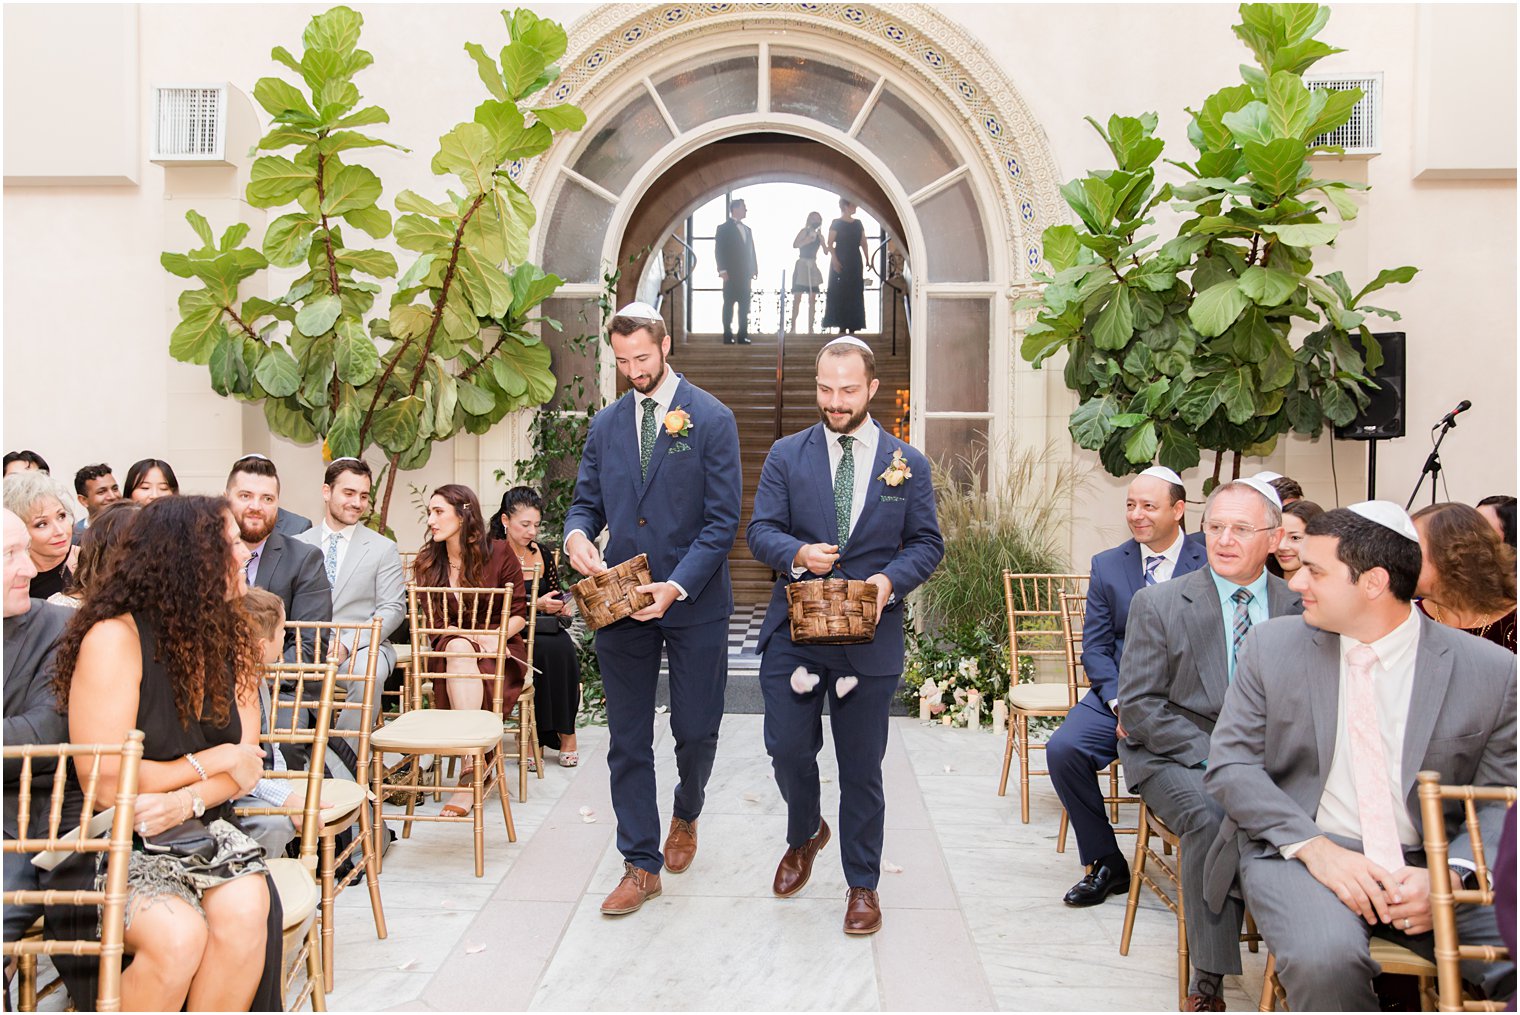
[{"xmin": 1406, "ymin": 417, "xmax": 1458, "ymax": 510}]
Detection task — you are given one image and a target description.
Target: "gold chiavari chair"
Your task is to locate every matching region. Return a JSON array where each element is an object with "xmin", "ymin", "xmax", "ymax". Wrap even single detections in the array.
[
  {"xmin": 1419, "ymin": 771, "xmax": 1516, "ymax": 1013},
  {"xmin": 285, "ymin": 618, "xmax": 388, "ymax": 991},
  {"xmin": 370, "ymin": 585, "xmax": 517, "ymax": 877},
  {"xmin": 502, "ymin": 564, "xmax": 544, "ymax": 800},
  {"xmin": 3, "ymin": 731, "xmax": 145, "ymax": 1013},
  {"xmin": 996, "ymin": 571, "xmax": 1089, "ymax": 821},
  {"xmin": 235, "ymin": 660, "xmax": 338, "ymax": 1012},
  {"xmin": 1258, "ymin": 941, "xmax": 1436, "ymax": 1012},
  {"xmin": 1055, "ymin": 591, "xmax": 1139, "ymax": 853}
]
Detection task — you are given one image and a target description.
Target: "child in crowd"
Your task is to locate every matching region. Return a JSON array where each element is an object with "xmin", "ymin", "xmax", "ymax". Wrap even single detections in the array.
[{"xmin": 237, "ymin": 587, "xmax": 299, "ymax": 858}]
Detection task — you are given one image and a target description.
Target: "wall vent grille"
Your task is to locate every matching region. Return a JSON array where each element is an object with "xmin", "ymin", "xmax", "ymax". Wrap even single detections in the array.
[
  {"xmin": 1305, "ymin": 74, "xmax": 1381, "ymax": 154},
  {"xmin": 151, "ymin": 85, "xmax": 227, "ymax": 164}
]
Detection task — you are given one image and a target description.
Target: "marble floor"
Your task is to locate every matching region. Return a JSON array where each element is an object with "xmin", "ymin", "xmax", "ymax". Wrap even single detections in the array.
[{"xmin": 317, "ymin": 715, "xmax": 1269, "ymax": 1012}]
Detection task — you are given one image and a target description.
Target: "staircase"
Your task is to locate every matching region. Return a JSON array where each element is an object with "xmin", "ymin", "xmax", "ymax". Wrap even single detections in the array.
[{"xmin": 646, "ymin": 331, "xmax": 912, "ymax": 607}]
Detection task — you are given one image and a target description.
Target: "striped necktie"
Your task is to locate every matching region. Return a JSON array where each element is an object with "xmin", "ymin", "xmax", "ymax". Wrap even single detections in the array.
[
  {"xmin": 1230, "ymin": 588, "xmax": 1254, "ymax": 674},
  {"xmin": 1143, "ymin": 554, "xmax": 1163, "ymax": 586}
]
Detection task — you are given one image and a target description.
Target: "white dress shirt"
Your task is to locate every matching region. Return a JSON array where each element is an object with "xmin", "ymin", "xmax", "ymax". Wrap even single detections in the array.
[
  {"xmin": 1140, "ymin": 528, "xmax": 1187, "ymax": 585},
  {"xmin": 319, "ymin": 520, "xmax": 357, "ymax": 581},
  {"xmin": 1282, "ymin": 605, "xmax": 1423, "ymax": 859}
]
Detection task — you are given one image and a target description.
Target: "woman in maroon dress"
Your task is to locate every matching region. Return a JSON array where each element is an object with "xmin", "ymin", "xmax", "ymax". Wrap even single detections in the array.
[{"xmin": 412, "ymin": 484, "xmax": 529, "ymax": 816}]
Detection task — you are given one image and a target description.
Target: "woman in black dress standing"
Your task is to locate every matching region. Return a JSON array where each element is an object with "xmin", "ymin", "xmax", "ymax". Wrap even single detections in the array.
[
  {"xmin": 47, "ymin": 494, "xmax": 281, "ymax": 1011},
  {"xmin": 821, "ymin": 196, "xmax": 871, "ymax": 333},
  {"xmin": 492, "ymin": 487, "xmax": 583, "ymax": 767}
]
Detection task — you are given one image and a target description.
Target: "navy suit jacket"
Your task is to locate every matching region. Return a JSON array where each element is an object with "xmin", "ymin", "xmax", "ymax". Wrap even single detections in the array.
[
  {"xmin": 564, "ymin": 374, "xmax": 741, "ymax": 628},
  {"xmin": 1082, "ymin": 530, "xmax": 1207, "ymax": 710},
  {"xmin": 748, "ymin": 421, "xmax": 944, "ymax": 676}
]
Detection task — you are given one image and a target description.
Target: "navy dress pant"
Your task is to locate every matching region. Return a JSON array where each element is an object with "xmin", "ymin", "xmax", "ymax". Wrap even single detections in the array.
[
  {"xmin": 759, "ymin": 636, "xmax": 898, "ymax": 890},
  {"xmin": 1046, "ymin": 694, "xmax": 1121, "ymax": 866},
  {"xmin": 597, "ymin": 615, "xmax": 729, "ymax": 874}
]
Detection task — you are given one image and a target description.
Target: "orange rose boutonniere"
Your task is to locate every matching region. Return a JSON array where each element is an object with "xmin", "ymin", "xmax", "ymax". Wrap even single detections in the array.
[
  {"xmin": 879, "ymin": 448, "xmax": 913, "ymax": 487},
  {"xmin": 664, "ymin": 407, "xmax": 693, "ymax": 438}
]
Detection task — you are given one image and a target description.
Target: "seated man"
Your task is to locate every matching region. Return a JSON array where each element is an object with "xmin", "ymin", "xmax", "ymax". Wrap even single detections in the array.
[
  {"xmin": 1118, "ymin": 478, "xmax": 1301, "ymax": 1011},
  {"xmin": 1205, "ymin": 503, "xmax": 1516, "ymax": 1010},
  {"xmin": 3, "ymin": 508, "xmax": 69, "ymax": 940},
  {"xmin": 1049, "ymin": 466, "xmax": 1206, "ymax": 906}
]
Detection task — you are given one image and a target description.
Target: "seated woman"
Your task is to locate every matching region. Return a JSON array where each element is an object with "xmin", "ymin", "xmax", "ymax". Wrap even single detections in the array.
[
  {"xmin": 1266, "ymin": 499, "xmax": 1322, "ymax": 580},
  {"xmin": 48, "ymin": 499, "xmax": 139, "ymax": 608},
  {"xmin": 492, "ymin": 487, "xmax": 583, "ymax": 768},
  {"xmin": 413, "ymin": 484, "xmax": 528, "ymax": 816},
  {"xmin": 3, "ymin": 470, "xmax": 77, "ymax": 600},
  {"xmin": 1412, "ymin": 501, "xmax": 1517, "ymax": 652},
  {"xmin": 123, "ymin": 457, "xmax": 179, "ymax": 504},
  {"xmin": 47, "ymin": 494, "xmax": 281, "ymax": 1011}
]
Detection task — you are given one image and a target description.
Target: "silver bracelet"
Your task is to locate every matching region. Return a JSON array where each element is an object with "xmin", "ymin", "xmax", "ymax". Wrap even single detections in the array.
[{"xmin": 184, "ymin": 752, "xmax": 207, "ymax": 781}]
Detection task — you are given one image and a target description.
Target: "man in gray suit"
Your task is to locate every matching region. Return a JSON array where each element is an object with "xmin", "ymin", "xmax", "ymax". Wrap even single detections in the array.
[
  {"xmin": 1205, "ymin": 503, "xmax": 1516, "ymax": 1010},
  {"xmin": 296, "ymin": 457, "xmax": 405, "ymax": 735},
  {"xmin": 1118, "ymin": 477, "xmax": 1302, "ymax": 1011}
]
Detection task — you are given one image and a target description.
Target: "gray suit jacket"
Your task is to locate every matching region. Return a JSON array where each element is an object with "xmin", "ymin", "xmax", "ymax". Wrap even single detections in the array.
[
  {"xmin": 1117, "ymin": 566, "xmax": 1303, "ymax": 789},
  {"xmin": 1202, "ymin": 612, "xmax": 1518, "ymax": 910},
  {"xmin": 251, "ymin": 530, "xmax": 331, "ymax": 661},
  {"xmin": 273, "ymin": 509, "xmax": 312, "ymax": 536},
  {"xmin": 297, "ymin": 524, "xmax": 405, "ymax": 668},
  {"xmin": 4, "ymin": 602, "xmax": 70, "ymax": 838}
]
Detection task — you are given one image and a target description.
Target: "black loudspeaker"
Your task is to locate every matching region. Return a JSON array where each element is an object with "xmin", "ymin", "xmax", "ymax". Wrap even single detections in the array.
[{"xmin": 1335, "ymin": 331, "xmax": 1406, "ymax": 440}]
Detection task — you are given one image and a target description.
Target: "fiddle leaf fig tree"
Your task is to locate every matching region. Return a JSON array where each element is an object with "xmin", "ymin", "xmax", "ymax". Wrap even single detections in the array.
[
  {"xmin": 1021, "ymin": 3, "xmax": 1417, "ymax": 488},
  {"xmin": 163, "ymin": 6, "xmax": 585, "ymax": 525}
]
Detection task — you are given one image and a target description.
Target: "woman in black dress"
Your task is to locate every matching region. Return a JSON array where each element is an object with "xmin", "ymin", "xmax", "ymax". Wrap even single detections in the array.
[
  {"xmin": 492, "ymin": 487, "xmax": 583, "ymax": 767},
  {"xmin": 821, "ymin": 196, "xmax": 871, "ymax": 333},
  {"xmin": 47, "ymin": 494, "xmax": 281, "ymax": 1011}
]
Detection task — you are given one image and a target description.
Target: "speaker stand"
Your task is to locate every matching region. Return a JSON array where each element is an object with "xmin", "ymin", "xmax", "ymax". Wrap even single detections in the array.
[{"xmin": 1366, "ymin": 438, "xmax": 1379, "ymax": 500}]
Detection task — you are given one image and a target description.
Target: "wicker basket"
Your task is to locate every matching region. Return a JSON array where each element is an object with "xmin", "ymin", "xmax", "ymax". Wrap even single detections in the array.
[
  {"xmin": 786, "ymin": 578, "xmax": 879, "ymax": 645},
  {"xmin": 571, "ymin": 554, "xmax": 655, "ymax": 631}
]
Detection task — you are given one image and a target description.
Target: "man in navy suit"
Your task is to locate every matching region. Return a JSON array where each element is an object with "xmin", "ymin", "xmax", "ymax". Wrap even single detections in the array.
[
  {"xmin": 1049, "ymin": 466, "xmax": 1206, "ymax": 906},
  {"xmin": 747, "ymin": 336, "xmax": 943, "ymax": 936},
  {"xmin": 564, "ymin": 303, "xmax": 742, "ymax": 917}
]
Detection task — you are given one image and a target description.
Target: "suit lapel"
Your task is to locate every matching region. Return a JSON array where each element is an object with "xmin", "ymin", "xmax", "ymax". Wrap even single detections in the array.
[
  {"xmin": 1121, "ymin": 541, "xmax": 1143, "ymax": 598},
  {"xmin": 611, "ymin": 391, "xmax": 641, "ymax": 498},
  {"xmin": 1177, "ymin": 534, "xmax": 1207, "ymax": 575},
  {"xmin": 335, "ymin": 529, "xmax": 369, "ymax": 598},
  {"xmin": 638, "ymin": 377, "xmax": 683, "ymax": 500},
  {"xmin": 254, "ymin": 534, "xmax": 283, "ymax": 590},
  {"xmin": 1401, "ymin": 614, "xmax": 1454, "ymax": 798},
  {"xmin": 1181, "ymin": 569, "xmax": 1230, "ymax": 706},
  {"xmin": 845, "ymin": 423, "xmax": 895, "ymax": 548},
  {"xmin": 1266, "ymin": 574, "xmax": 1302, "ymax": 617},
  {"xmin": 1308, "ymin": 626, "xmax": 1341, "ymax": 782},
  {"xmin": 804, "ymin": 426, "xmax": 837, "ymax": 545}
]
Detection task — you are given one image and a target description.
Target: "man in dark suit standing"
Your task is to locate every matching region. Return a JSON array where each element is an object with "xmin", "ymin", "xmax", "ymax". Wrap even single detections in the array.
[
  {"xmin": 1049, "ymin": 466, "xmax": 1207, "ymax": 907},
  {"xmin": 1205, "ymin": 503, "xmax": 1516, "ymax": 1010},
  {"xmin": 714, "ymin": 198, "xmax": 758, "ymax": 345},
  {"xmin": 747, "ymin": 336, "xmax": 943, "ymax": 935},
  {"xmin": 564, "ymin": 302, "xmax": 742, "ymax": 917},
  {"xmin": 1119, "ymin": 477, "xmax": 1302, "ymax": 1011},
  {"xmin": 226, "ymin": 455, "xmax": 331, "ymax": 662}
]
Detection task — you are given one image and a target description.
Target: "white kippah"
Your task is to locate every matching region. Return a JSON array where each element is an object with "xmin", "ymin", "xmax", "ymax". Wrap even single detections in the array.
[
  {"xmin": 1348, "ymin": 500, "xmax": 1421, "ymax": 545},
  {"xmin": 329, "ymin": 456, "xmax": 363, "ymax": 465},
  {"xmin": 235, "ymin": 452, "xmax": 271, "ymax": 462},
  {"xmin": 822, "ymin": 335, "xmax": 874, "ymax": 354},
  {"xmin": 614, "ymin": 301, "xmax": 661, "ymax": 321},
  {"xmin": 1251, "ymin": 470, "xmax": 1283, "ymax": 483},
  {"xmin": 1138, "ymin": 465, "xmax": 1184, "ymax": 487},
  {"xmin": 1235, "ymin": 476, "xmax": 1283, "ymax": 511}
]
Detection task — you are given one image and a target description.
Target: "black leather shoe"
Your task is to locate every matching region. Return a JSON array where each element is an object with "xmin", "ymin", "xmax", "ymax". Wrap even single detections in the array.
[
  {"xmin": 1062, "ymin": 857, "xmax": 1130, "ymax": 907},
  {"xmin": 737, "ymin": 336, "xmax": 752, "ymax": 344},
  {"xmin": 723, "ymin": 336, "xmax": 735, "ymax": 344}
]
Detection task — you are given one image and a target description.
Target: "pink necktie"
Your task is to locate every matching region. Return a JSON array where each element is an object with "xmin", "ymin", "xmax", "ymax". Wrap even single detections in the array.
[{"xmin": 1346, "ymin": 643, "xmax": 1406, "ymax": 872}]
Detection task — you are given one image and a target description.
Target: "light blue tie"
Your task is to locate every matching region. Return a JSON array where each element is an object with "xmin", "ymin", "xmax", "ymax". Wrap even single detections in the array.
[
  {"xmin": 1230, "ymin": 588, "xmax": 1254, "ymax": 677},
  {"xmin": 324, "ymin": 533, "xmax": 340, "ymax": 586},
  {"xmin": 1143, "ymin": 555, "xmax": 1163, "ymax": 586}
]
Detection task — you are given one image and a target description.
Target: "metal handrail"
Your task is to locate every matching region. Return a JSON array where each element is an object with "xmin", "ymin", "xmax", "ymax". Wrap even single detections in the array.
[{"xmin": 775, "ymin": 269, "xmax": 787, "ymax": 441}]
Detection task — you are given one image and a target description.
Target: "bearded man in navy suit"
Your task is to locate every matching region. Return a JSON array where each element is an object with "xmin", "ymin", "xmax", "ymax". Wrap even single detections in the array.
[
  {"xmin": 747, "ymin": 336, "xmax": 943, "ymax": 936},
  {"xmin": 564, "ymin": 303, "xmax": 742, "ymax": 918}
]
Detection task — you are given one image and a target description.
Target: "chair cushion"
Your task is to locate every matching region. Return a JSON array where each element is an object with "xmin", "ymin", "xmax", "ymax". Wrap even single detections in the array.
[
  {"xmin": 267, "ymin": 857, "xmax": 319, "ymax": 931},
  {"xmin": 392, "ymin": 643, "xmax": 412, "ymax": 665},
  {"xmin": 369, "ymin": 709, "xmax": 504, "ymax": 750},
  {"xmin": 1369, "ymin": 937, "xmax": 1437, "ymax": 974},
  {"xmin": 317, "ymin": 778, "xmax": 367, "ymax": 825},
  {"xmin": 1007, "ymin": 683, "xmax": 1072, "ymax": 712}
]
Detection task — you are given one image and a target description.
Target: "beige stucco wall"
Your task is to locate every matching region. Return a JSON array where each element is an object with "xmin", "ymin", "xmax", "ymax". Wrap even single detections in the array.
[{"xmin": 4, "ymin": 3, "xmax": 1514, "ymax": 561}]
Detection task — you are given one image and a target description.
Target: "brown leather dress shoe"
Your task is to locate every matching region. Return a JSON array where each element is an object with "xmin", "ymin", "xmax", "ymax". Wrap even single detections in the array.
[
  {"xmin": 773, "ymin": 820, "xmax": 832, "ymax": 897},
  {"xmin": 601, "ymin": 862, "xmax": 662, "ymax": 915},
  {"xmin": 663, "ymin": 817, "xmax": 698, "ymax": 873},
  {"xmin": 843, "ymin": 886, "xmax": 882, "ymax": 935},
  {"xmin": 1183, "ymin": 992, "xmax": 1226, "ymax": 1012}
]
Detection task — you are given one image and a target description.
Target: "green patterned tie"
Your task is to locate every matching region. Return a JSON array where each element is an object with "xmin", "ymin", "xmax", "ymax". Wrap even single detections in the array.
[
  {"xmin": 639, "ymin": 397, "xmax": 659, "ymax": 480},
  {"xmin": 834, "ymin": 434, "xmax": 856, "ymax": 548}
]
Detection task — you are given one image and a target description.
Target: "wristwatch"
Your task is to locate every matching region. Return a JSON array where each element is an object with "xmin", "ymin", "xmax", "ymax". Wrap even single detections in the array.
[
  {"xmin": 1449, "ymin": 864, "xmax": 1482, "ymax": 892},
  {"xmin": 186, "ymin": 786, "xmax": 206, "ymax": 819}
]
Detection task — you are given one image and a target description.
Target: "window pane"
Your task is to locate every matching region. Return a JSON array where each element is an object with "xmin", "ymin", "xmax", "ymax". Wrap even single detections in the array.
[
  {"xmin": 769, "ymin": 51, "xmax": 876, "ymax": 130},
  {"xmin": 540, "ymin": 297, "xmax": 603, "ymax": 412},
  {"xmin": 855, "ymin": 87, "xmax": 960, "ymax": 194},
  {"xmin": 917, "ymin": 178, "xmax": 988, "ymax": 282},
  {"xmin": 542, "ymin": 178, "xmax": 613, "ymax": 284},
  {"xmin": 923, "ymin": 417, "xmax": 990, "ymax": 491},
  {"xmin": 925, "ymin": 298, "xmax": 990, "ymax": 412},
  {"xmin": 655, "ymin": 54, "xmax": 758, "ymax": 132},
  {"xmin": 572, "ymin": 90, "xmax": 674, "ymax": 194}
]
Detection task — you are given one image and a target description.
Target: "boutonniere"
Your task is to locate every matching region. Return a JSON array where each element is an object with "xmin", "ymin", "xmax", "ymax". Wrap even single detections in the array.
[
  {"xmin": 878, "ymin": 448, "xmax": 912, "ymax": 487},
  {"xmin": 664, "ymin": 407, "xmax": 692, "ymax": 438}
]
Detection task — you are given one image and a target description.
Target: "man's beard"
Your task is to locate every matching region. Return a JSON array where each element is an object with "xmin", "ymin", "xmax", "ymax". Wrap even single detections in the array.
[
  {"xmin": 819, "ymin": 404, "xmax": 869, "ymax": 434},
  {"xmin": 630, "ymin": 360, "xmax": 667, "ymax": 395},
  {"xmin": 237, "ymin": 511, "xmax": 274, "ymax": 544}
]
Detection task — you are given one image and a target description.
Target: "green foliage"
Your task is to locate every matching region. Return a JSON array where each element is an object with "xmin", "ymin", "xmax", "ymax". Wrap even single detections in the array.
[
  {"xmin": 162, "ymin": 7, "xmax": 585, "ymax": 526},
  {"xmin": 1021, "ymin": 3, "xmax": 1417, "ymax": 490}
]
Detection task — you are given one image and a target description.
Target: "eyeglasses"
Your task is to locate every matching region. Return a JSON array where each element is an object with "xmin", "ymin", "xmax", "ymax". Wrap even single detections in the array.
[{"xmin": 1203, "ymin": 522, "xmax": 1275, "ymax": 540}]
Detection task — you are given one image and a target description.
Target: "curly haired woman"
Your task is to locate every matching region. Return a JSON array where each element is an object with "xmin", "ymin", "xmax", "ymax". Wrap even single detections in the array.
[
  {"xmin": 1412, "ymin": 501, "xmax": 1517, "ymax": 653},
  {"xmin": 47, "ymin": 495, "xmax": 281, "ymax": 1011}
]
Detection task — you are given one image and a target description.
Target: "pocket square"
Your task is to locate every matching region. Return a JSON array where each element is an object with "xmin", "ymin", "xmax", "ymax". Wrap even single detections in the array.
[
  {"xmin": 878, "ymin": 494, "xmax": 906, "ymax": 503},
  {"xmin": 667, "ymin": 441, "xmax": 692, "ymax": 455}
]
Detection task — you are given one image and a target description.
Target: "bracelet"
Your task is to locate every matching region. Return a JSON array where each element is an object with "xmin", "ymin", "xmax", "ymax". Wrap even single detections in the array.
[{"xmin": 184, "ymin": 752, "xmax": 208, "ymax": 781}]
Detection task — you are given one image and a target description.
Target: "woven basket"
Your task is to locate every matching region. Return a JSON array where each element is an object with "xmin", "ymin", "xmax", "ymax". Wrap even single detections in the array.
[
  {"xmin": 786, "ymin": 578, "xmax": 878, "ymax": 645},
  {"xmin": 571, "ymin": 554, "xmax": 655, "ymax": 631}
]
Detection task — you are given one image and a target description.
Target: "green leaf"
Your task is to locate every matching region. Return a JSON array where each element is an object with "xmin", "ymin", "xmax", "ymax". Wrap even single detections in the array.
[
  {"xmin": 1041, "ymin": 225, "xmax": 1082, "ymax": 273},
  {"xmin": 531, "ymin": 103, "xmax": 586, "ymax": 132},
  {"xmin": 1221, "ymin": 101, "xmax": 1272, "ymax": 146},
  {"xmin": 170, "ymin": 298, "xmax": 227, "ymax": 364},
  {"xmin": 1266, "ymin": 71, "xmax": 1313, "ymax": 138},
  {"xmin": 1193, "ymin": 84, "xmax": 1255, "ymax": 151},
  {"xmin": 331, "ymin": 106, "xmax": 389, "ymax": 129},
  {"xmin": 1352, "ymin": 266, "xmax": 1417, "ymax": 307},
  {"xmin": 1260, "ymin": 337, "xmax": 1295, "ymax": 388},
  {"xmin": 1237, "ymin": 265, "xmax": 1299, "ymax": 307},
  {"xmin": 336, "ymin": 248, "xmax": 397, "ymax": 278},
  {"xmin": 397, "ymin": 253, "xmax": 437, "ymax": 290},
  {"xmin": 252, "ymin": 77, "xmax": 317, "ymax": 122},
  {"xmin": 1158, "ymin": 427, "xmax": 1201, "ymax": 473},
  {"xmin": 1093, "ymin": 286, "xmax": 1134, "ymax": 350},
  {"xmin": 474, "ymin": 100, "xmax": 552, "ymax": 162},
  {"xmin": 431, "ymin": 122, "xmax": 497, "ymax": 192},
  {"xmin": 1217, "ymin": 367, "xmax": 1256, "ymax": 423},
  {"xmin": 341, "ymin": 204, "xmax": 392, "ymax": 239},
  {"xmin": 457, "ymin": 257, "xmax": 514, "ymax": 318},
  {"xmin": 180, "ymin": 209, "xmax": 214, "ymax": 250},
  {"xmin": 302, "ymin": 5, "xmax": 363, "ymax": 55},
  {"xmin": 464, "ymin": 41, "xmax": 509, "ymax": 101},
  {"xmin": 1069, "ymin": 394, "xmax": 1120, "ymax": 448},
  {"xmin": 1228, "ymin": 305, "xmax": 1280, "ymax": 363},
  {"xmin": 494, "ymin": 337, "xmax": 554, "ymax": 404},
  {"xmin": 1286, "ymin": 388, "xmax": 1323, "ymax": 433},
  {"xmin": 264, "ymin": 396, "xmax": 319, "ymax": 444},
  {"xmin": 1241, "ymin": 138, "xmax": 1306, "ymax": 197},
  {"xmin": 372, "ymin": 396, "xmax": 423, "ymax": 453},
  {"xmin": 247, "ymin": 155, "xmax": 315, "ymax": 207},
  {"xmin": 262, "ymin": 212, "xmax": 317, "ymax": 267},
  {"xmin": 389, "ymin": 304, "xmax": 433, "ymax": 340},
  {"xmin": 395, "ymin": 189, "xmax": 457, "ymax": 218},
  {"xmin": 1321, "ymin": 271, "xmax": 1356, "ymax": 307},
  {"xmin": 208, "ymin": 332, "xmax": 247, "ymax": 395},
  {"xmin": 394, "ymin": 213, "xmax": 455, "ymax": 254},
  {"xmin": 1304, "ymin": 86, "xmax": 1362, "ymax": 139},
  {"xmin": 318, "ymin": 130, "xmax": 405, "ymax": 155},
  {"xmin": 508, "ymin": 263, "xmax": 563, "ymax": 315},
  {"xmin": 295, "ymin": 294, "xmax": 343, "ymax": 336},
  {"xmin": 1321, "ymin": 382, "xmax": 1357, "ymax": 426},
  {"xmin": 1320, "ymin": 184, "xmax": 1360, "ymax": 220},
  {"xmin": 320, "ymin": 163, "xmax": 382, "ymax": 215},
  {"xmin": 326, "ymin": 399, "xmax": 363, "ymax": 460},
  {"xmin": 1189, "ymin": 279, "xmax": 1248, "ymax": 337},
  {"xmin": 1262, "ymin": 222, "xmax": 1340, "ymax": 247},
  {"xmin": 253, "ymin": 343, "xmax": 302, "ymax": 397},
  {"xmin": 1123, "ymin": 420, "xmax": 1159, "ymax": 464},
  {"xmin": 334, "ymin": 317, "xmax": 380, "ymax": 385},
  {"xmin": 455, "ymin": 378, "xmax": 495, "ymax": 415}
]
